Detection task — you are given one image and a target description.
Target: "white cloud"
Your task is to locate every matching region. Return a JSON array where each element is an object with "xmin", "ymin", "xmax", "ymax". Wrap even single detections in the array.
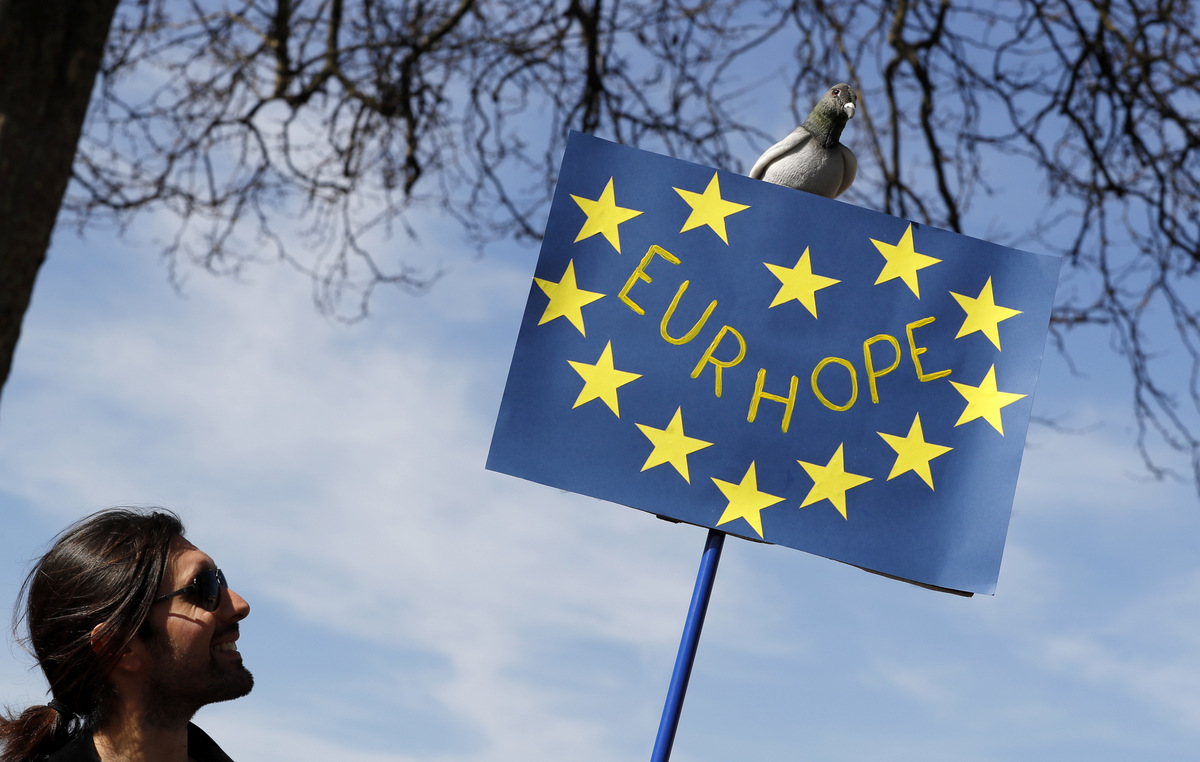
[
  {"xmin": 1038, "ymin": 570, "xmax": 1200, "ymax": 734},
  {"xmin": 1, "ymin": 240, "xmax": 702, "ymax": 759},
  {"xmin": 5, "ymin": 216, "xmax": 1200, "ymax": 761}
]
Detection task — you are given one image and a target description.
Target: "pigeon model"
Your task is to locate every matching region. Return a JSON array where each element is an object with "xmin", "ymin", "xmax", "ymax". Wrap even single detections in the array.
[{"xmin": 749, "ymin": 83, "xmax": 858, "ymax": 199}]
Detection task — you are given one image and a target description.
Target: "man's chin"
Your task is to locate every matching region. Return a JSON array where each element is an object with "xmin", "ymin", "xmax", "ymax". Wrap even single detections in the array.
[
  {"xmin": 211, "ymin": 665, "xmax": 254, "ymax": 702},
  {"xmin": 145, "ymin": 666, "xmax": 254, "ymax": 726}
]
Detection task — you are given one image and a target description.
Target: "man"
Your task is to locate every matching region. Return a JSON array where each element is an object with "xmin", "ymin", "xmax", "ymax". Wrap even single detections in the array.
[{"xmin": 0, "ymin": 508, "xmax": 252, "ymax": 762}]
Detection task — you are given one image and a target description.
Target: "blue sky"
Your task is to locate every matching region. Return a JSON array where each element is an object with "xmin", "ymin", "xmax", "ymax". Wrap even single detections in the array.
[{"xmin": 3, "ymin": 143, "xmax": 1200, "ymax": 760}]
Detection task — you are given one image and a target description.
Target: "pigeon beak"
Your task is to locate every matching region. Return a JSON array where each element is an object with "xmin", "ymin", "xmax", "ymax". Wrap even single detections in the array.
[{"xmin": 843, "ymin": 102, "xmax": 856, "ymax": 119}]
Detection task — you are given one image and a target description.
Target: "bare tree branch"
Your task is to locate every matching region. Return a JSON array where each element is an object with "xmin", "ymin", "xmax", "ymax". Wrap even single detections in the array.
[{"xmin": 46, "ymin": 0, "xmax": 1200, "ymax": 488}]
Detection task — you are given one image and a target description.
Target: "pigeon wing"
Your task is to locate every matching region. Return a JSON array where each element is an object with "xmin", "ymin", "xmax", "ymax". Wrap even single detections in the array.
[{"xmin": 749, "ymin": 127, "xmax": 813, "ymax": 180}]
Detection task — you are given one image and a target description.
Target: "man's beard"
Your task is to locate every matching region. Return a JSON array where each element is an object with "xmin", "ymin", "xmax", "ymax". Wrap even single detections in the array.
[{"xmin": 142, "ymin": 627, "xmax": 254, "ymax": 727}]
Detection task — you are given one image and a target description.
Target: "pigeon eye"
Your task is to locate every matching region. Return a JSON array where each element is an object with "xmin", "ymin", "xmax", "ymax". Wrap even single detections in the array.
[{"xmin": 832, "ymin": 88, "xmax": 840, "ymax": 96}]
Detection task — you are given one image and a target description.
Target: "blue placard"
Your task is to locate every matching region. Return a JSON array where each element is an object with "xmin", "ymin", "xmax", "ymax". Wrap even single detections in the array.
[{"xmin": 488, "ymin": 132, "xmax": 1060, "ymax": 595}]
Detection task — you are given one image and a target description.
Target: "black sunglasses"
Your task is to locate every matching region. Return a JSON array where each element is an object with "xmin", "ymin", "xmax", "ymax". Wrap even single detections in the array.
[{"xmin": 153, "ymin": 569, "xmax": 228, "ymax": 612}]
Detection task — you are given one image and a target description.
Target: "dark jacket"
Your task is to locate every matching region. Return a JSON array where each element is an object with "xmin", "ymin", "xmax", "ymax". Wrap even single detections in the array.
[{"xmin": 43, "ymin": 723, "xmax": 233, "ymax": 762}]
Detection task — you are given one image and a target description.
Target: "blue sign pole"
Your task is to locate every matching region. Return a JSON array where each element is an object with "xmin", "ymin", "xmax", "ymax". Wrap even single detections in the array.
[{"xmin": 651, "ymin": 528, "xmax": 726, "ymax": 762}]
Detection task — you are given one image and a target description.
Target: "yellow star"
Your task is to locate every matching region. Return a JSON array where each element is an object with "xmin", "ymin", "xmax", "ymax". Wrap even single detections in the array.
[
  {"xmin": 871, "ymin": 223, "xmax": 941, "ymax": 298},
  {"xmin": 764, "ymin": 247, "xmax": 840, "ymax": 318},
  {"xmin": 567, "ymin": 341, "xmax": 642, "ymax": 417},
  {"xmin": 878, "ymin": 414, "xmax": 954, "ymax": 489},
  {"xmin": 533, "ymin": 260, "xmax": 605, "ymax": 336},
  {"xmin": 712, "ymin": 461, "xmax": 784, "ymax": 538},
  {"xmin": 571, "ymin": 178, "xmax": 644, "ymax": 254},
  {"xmin": 950, "ymin": 365, "xmax": 1027, "ymax": 435},
  {"xmin": 636, "ymin": 407, "xmax": 713, "ymax": 483},
  {"xmin": 951, "ymin": 277, "xmax": 1023, "ymax": 349},
  {"xmin": 798, "ymin": 444, "xmax": 873, "ymax": 520},
  {"xmin": 673, "ymin": 172, "xmax": 750, "ymax": 244}
]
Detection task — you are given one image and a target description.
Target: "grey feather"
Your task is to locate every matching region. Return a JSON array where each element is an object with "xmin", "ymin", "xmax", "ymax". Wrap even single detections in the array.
[{"xmin": 750, "ymin": 83, "xmax": 858, "ymax": 199}]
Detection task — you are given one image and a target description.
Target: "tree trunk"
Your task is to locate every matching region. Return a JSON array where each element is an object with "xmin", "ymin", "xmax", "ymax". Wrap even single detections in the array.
[{"xmin": 0, "ymin": 0, "xmax": 119, "ymax": 407}]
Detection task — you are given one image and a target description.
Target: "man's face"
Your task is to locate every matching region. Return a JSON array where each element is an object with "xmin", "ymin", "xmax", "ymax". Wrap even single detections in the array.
[{"xmin": 142, "ymin": 536, "xmax": 253, "ymax": 725}]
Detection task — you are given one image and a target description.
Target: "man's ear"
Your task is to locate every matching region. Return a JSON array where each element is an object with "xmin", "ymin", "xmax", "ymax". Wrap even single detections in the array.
[{"xmin": 90, "ymin": 623, "xmax": 145, "ymax": 674}]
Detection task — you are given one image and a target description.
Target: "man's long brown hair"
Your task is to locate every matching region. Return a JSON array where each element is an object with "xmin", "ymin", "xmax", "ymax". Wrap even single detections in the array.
[{"xmin": 1, "ymin": 508, "xmax": 183, "ymax": 762}]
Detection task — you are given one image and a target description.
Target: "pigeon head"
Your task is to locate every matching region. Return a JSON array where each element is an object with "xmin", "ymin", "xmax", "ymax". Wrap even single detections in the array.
[
  {"xmin": 827, "ymin": 83, "xmax": 857, "ymax": 120},
  {"xmin": 803, "ymin": 83, "xmax": 857, "ymax": 147}
]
